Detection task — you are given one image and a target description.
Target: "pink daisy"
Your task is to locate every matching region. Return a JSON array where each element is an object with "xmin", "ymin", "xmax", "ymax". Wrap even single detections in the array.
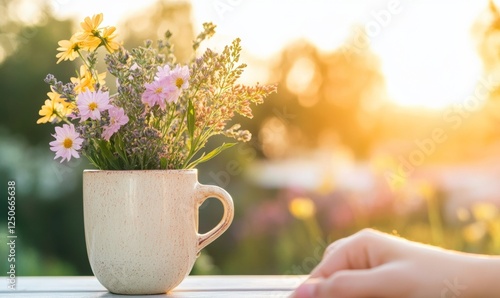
[
  {"xmin": 169, "ymin": 64, "xmax": 190, "ymax": 90},
  {"xmin": 49, "ymin": 124, "xmax": 84, "ymax": 163},
  {"xmin": 141, "ymin": 64, "xmax": 190, "ymax": 109},
  {"xmin": 155, "ymin": 65, "xmax": 171, "ymax": 80},
  {"xmin": 161, "ymin": 65, "xmax": 190, "ymax": 103},
  {"xmin": 141, "ymin": 78, "xmax": 175, "ymax": 110},
  {"xmin": 102, "ymin": 106, "xmax": 129, "ymax": 141},
  {"xmin": 77, "ymin": 89, "xmax": 112, "ymax": 122}
]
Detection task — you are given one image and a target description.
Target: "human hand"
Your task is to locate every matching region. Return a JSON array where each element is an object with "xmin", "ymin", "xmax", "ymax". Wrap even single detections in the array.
[{"xmin": 290, "ymin": 229, "xmax": 499, "ymax": 298}]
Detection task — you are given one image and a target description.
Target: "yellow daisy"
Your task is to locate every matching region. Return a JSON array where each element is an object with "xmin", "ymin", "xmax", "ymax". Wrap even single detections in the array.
[
  {"xmin": 37, "ymin": 91, "xmax": 71, "ymax": 124},
  {"xmin": 78, "ymin": 33, "xmax": 102, "ymax": 52},
  {"xmin": 78, "ymin": 13, "xmax": 104, "ymax": 51},
  {"xmin": 80, "ymin": 13, "xmax": 103, "ymax": 33},
  {"xmin": 71, "ymin": 65, "xmax": 106, "ymax": 94},
  {"xmin": 56, "ymin": 33, "xmax": 81, "ymax": 64},
  {"xmin": 101, "ymin": 26, "xmax": 121, "ymax": 53}
]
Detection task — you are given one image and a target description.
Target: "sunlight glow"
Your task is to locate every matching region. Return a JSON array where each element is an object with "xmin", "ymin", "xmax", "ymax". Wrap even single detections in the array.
[
  {"xmin": 54, "ymin": 0, "xmax": 489, "ymax": 110},
  {"xmin": 286, "ymin": 57, "xmax": 316, "ymax": 96},
  {"xmin": 10, "ymin": 0, "xmax": 46, "ymax": 25},
  {"xmin": 50, "ymin": 0, "xmax": 157, "ymax": 26},
  {"xmin": 370, "ymin": 1, "xmax": 484, "ymax": 109},
  {"xmin": 190, "ymin": 0, "xmax": 487, "ymax": 110}
]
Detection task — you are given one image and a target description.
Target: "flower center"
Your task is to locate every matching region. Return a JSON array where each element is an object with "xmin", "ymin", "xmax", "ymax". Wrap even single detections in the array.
[
  {"xmin": 88, "ymin": 102, "xmax": 98, "ymax": 111},
  {"xmin": 155, "ymin": 87, "xmax": 163, "ymax": 94},
  {"xmin": 63, "ymin": 138, "xmax": 73, "ymax": 149},
  {"xmin": 175, "ymin": 78, "xmax": 184, "ymax": 88}
]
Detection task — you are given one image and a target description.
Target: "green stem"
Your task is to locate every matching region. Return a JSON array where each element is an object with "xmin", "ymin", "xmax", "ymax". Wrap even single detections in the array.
[
  {"xmin": 305, "ymin": 216, "xmax": 323, "ymax": 244},
  {"xmin": 77, "ymin": 49, "xmax": 101, "ymax": 88},
  {"xmin": 426, "ymin": 195, "xmax": 444, "ymax": 246}
]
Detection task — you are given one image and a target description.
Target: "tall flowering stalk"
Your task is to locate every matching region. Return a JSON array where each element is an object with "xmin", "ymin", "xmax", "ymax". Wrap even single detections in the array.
[{"xmin": 38, "ymin": 14, "xmax": 276, "ymax": 170}]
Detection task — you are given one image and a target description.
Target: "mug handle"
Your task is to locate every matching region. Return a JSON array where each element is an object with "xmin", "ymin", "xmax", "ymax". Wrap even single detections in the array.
[{"xmin": 195, "ymin": 184, "xmax": 234, "ymax": 253}]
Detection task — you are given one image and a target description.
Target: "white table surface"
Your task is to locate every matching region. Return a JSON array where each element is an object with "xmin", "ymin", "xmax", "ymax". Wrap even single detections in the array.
[{"xmin": 1, "ymin": 275, "xmax": 307, "ymax": 297}]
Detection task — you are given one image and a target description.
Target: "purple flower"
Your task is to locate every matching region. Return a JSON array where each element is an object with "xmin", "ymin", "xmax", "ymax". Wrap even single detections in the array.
[
  {"xmin": 49, "ymin": 124, "xmax": 84, "ymax": 162},
  {"xmin": 102, "ymin": 106, "xmax": 129, "ymax": 141}
]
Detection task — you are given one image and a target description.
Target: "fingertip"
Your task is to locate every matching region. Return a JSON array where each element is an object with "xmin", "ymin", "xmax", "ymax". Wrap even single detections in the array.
[{"xmin": 289, "ymin": 278, "xmax": 320, "ymax": 298}]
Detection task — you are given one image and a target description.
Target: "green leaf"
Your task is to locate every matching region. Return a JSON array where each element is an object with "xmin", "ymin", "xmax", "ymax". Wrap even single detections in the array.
[
  {"xmin": 113, "ymin": 134, "xmax": 128, "ymax": 163},
  {"xmin": 160, "ymin": 157, "xmax": 167, "ymax": 169},
  {"xmin": 187, "ymin": 98, "xmax": 195, "ymax": 139},
  {"xmin": 96, "ymin": 140, "xmax": 120, "ymax": 169},
  {"xmin": 186, "ymin": 142, "xmax": 236, "ymax": 169}
]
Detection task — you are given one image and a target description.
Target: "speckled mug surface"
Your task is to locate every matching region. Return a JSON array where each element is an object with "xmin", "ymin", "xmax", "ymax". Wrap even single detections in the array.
[{"xmin": 83, "ymin": 169, "xmax": 234, "ymax": 295}]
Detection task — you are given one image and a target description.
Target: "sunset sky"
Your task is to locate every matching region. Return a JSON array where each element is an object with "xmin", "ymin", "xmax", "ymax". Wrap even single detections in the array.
[{"xmin": 38, "ymin": 0, "xmax": 491, "ymax": 109}]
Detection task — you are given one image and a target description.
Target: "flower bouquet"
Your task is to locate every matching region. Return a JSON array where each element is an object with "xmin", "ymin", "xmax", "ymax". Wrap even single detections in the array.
[{"xmin": 38, "ymin": 13, "xmax": 276, "ymax": 170}]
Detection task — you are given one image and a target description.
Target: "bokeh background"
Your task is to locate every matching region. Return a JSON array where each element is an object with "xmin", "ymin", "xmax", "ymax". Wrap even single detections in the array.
[{"xmin": 3, "ymin": 0, "xmax": 500, "ymax": 276}]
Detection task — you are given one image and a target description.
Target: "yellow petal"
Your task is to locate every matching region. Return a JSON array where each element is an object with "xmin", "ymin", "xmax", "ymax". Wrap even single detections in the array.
[
  {"xmin": 81, "ymin": 13, "xmax": 103, "ymax": 32},
  {"xmin": 289, "ymin": 197, "xmax": 316, "ymax": 220},
  {"xmin": 463, "ymin": 222, "xmax": 487, "ymax": 243},
  {"xmin": 472, "ymin": 202, "xmax": 498, "ymax": 221}
]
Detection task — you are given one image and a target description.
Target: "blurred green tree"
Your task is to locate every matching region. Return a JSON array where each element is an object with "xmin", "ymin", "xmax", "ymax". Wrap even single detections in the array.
[{"xmin": 0, "ymin": 1, "xmax": 92, "ymax": 275}]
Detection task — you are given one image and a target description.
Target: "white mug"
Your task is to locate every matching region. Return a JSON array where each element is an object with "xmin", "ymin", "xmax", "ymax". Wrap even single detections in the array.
[{"xmin": 83, "ymin": 169, "xmax": 234, "ymax": 294}]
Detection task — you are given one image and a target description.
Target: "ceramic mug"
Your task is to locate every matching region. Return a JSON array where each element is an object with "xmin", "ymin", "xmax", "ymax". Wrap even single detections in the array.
[{"xmin": 83, "ymin": 169, "xmax": 234, "ymax": 294}]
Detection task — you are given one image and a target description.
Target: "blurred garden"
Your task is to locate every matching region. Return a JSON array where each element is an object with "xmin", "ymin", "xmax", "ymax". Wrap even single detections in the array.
[{"xmin": 4, "ymin": 0, "xmax": 500, "ymax": 277}]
